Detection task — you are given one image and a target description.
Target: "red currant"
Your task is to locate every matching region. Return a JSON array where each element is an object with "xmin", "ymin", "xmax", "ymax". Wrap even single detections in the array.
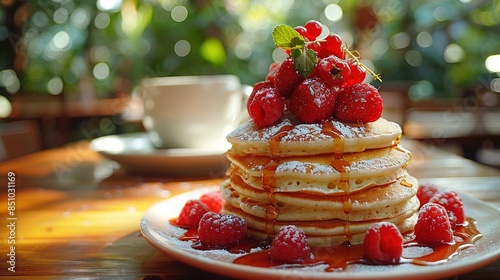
[
  {"xmin": 293, "ymin": 26, "xmax": 308, "ymax": 39},
  {"xmin": 304, "ymin": 20, "xmax": 322, "ymax": 41},
  {"xmin": 320, "ymin": 34, "xmax": 344, "ymax": 59},
  {"xmin": 344, "ymin": 60, "xmax": 366, "ymax": 86},
  {"xmin": 307, "ymin": 41, "xmax": 322, "ymax": 53}
]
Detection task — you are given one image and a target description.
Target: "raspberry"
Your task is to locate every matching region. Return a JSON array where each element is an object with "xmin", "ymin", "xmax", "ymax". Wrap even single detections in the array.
[
  {"xmin": 247, "ymin": 86, "xmax": 284, "ymax": 128},
  {"xmin": 270, "ymin": 225, "xmax": 311, "ymax": 263},
  {"xmin": 429, "ymin": 189, "xmax": 465, "ymax": 228},
  {"xmin": 289, "ymin": 77, "xmax": 339, "ymax": 123},
  {"xmin": 266, "ymin": 62, "xmax": 280, "ymax": 84},
  {"xmin": 363, "ymin": 222, "xmax": 403, "ymax": 264},
  {"xmin": 176, "ymin": 199, "xmax": 210, "ymax": 227},
  {"xmin": 414, "ymin": 203, "xmax": 453, "ymax": 244},
  {"xmin": 247, "ymin": 81, "xmax": 274, "ymax": 111},
  {"xmin": 334, "ymin": 83, "xmax": 383, "ymax": 123},
  {"xmin": 200, "ymin": 190, "xmax": 224, "ymax": 213},
  {"xmin": 274, "ymin": 57, "xmax": 304, "ymax": 97},
  {"xmin": 416, "ymin": 182, "xmax": 439, "ymax": 208},
  {"xmin": 316, "ymin": 55, "xmax": 350, "ymax": 90},
  {"xmin": 197, "ymin": 212, "xmax": 247, "ymax": 246}
]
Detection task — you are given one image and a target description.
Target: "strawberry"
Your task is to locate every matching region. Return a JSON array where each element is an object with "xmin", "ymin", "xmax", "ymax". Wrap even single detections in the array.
[
  {"xmin": 414, "ymin": 202, "xmax": 453, "ymax": 244},
  {"xmin": 289, "ymin": 77, "xmax": 339, "ymax": 123},
  {"xmin": 274, "ymin": 57, "xmax": 304, "ymax": 97},
  {"xmin": 200, "ymin": 190, "xmax": 224, "ymax": 213},
  {"xmin": 176, "ymin": 199, "xmax": 210, "ymax": 227},
  {"xmin": 198, "ymin": 212, "xmax": 247, "ymax": 246},
  {"xmin": 334, "ymin": 83, "xmax": 383, "ymax": 123},
  {"xmin": 363, "ymin": 222, "xmax": 403, "ymax": 264},
  {"xmin": 270, "ymin": 225, "xmax": 311, "ymax": 263},
  {"xmin": 429, "ymin": 189, "xmax": 465, "ymax": 228},
  {"xmin": 247, "ymin": 86, "xmax": 284, "ymax": 128}
]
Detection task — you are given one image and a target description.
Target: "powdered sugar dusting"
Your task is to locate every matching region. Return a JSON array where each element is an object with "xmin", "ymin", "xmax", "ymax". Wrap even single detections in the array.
[
  {"xmin": 228, "ymin": 114, "xmax": 372, "ymax": 142},
  {"xmin": 276, "ymin": 160, "xmax": 335, "ymax": 174}
]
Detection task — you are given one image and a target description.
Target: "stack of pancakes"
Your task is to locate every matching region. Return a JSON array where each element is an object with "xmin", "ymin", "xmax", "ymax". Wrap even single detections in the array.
[{"xmin": 221, "ymin": 113, "xmax": 419, "ymax": 246}]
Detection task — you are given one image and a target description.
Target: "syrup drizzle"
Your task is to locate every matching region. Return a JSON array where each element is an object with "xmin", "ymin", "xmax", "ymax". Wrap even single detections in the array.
[
  {"xmin": 232, "ymin": 217, "xmax": 482, "ymax": 270},
  {"xmin": 321, "ymin": 120, "xmax": 353, "ymax": 243},
  {"xmin": 258, "ymin": 124, "xmax": 294, "ymax": 237},
  {"xmin": 169, "ymin": 217, "xmax": 482, "ymax": 272}
]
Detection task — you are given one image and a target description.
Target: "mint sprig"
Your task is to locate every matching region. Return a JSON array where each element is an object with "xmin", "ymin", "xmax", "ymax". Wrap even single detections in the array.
[
  {"xmin": 292, "ymin": 49, "xmax": 317, "ymax": 77},
  {"xmin": 272, "ymin": 25, "xmax": 316, "ymax": 78},
  {"xmin": 272, "ymin": 24, "xmax": 305, "ymax": 50}
]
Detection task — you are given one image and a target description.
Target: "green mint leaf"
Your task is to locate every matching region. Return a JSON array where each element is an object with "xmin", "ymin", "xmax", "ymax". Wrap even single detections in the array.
[
  {"xmin": 272, "ymin": 24, "xmax": 305, "ymax": 50},
  {"xmin": 292, "ymin": 49, "xmax": 317, "ymax": 77}
]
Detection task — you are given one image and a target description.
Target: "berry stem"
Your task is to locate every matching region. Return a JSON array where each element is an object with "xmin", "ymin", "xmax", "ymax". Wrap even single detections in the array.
[{"xmin": 342, "ymin": 45, "xmax": 382, "ymax": 82}]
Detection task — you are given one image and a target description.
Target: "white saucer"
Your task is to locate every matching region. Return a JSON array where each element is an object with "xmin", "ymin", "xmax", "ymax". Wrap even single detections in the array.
[{"xmin": 90, "ymin": 133, "xmax": 229, "ymax": 176}]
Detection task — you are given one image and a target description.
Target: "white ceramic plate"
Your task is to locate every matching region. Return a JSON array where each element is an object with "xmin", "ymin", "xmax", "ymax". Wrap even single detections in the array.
[
  {"xmin": 90, "ymin": 133, "xmax": 229, "ymax": 176},
  {"xmin": 140, "ymin": 187, "xmax": 500, "ymax": 280}
]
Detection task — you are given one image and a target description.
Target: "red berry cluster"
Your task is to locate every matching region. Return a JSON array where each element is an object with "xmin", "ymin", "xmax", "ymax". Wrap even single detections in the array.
[
  {"xmin": 176, "ymin": 190, "xmax": 248, "ymax": 247},
  {"xmin": 247, "ymin": 20, "xmax": 383, "ymax": 128},
  {"xmin": 363, "ymin": 184, "xmax": 466, "ymax": 264},
  {"xmin": 415, "ymin": 185, "xmax": 465, "ymax": 239}
]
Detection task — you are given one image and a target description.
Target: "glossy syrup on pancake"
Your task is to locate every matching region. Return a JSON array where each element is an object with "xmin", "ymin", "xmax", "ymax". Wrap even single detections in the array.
[{"xmin": 223, "ymin": 113, "xmax": 418, "ymax": 245}]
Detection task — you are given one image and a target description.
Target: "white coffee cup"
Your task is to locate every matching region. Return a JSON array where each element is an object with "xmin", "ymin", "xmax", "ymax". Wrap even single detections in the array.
[{"xmin": 139, "ymin": 75, "xmax": 249, "ymax": 149}]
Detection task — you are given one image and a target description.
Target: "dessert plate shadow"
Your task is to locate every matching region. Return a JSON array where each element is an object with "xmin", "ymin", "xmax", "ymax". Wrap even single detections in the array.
[
  {"xmin": 140, "ymin": 186, "xmax": 500, "ymax": 280},
  {"xmin": 90, "ymin": 133, "xmax": 229, "ymax": 177}
]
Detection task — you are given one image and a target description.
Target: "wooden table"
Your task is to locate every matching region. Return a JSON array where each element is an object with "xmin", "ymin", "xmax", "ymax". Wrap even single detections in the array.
[{"xmin": 0, "ymin": 139, "xmax": 499, "ymax": 279}]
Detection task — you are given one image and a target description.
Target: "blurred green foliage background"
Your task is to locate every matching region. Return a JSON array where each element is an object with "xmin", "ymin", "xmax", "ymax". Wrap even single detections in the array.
[{"xmin": 1, "ymin": 0, "xmax": 499, "ymax": 101}]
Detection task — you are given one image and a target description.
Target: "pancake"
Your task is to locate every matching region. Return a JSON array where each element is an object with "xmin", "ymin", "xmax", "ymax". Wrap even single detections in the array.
[
  {"xmin": 223, "ymin": 203, "xmax": 419, "ymax": 246},
  {"xmin": 221, "ymin": 113, "xmax": 419, "ymax": 246},
  {"xmin": 227, "ymin": 145, "xmax": 412, "ymax": 194},
  {"xmin": 227, "ymin": 113, "xmax": 402, "ymax": 156},
  {"xmin": 222, "ymin": 175, "xmax": 418, "ymax": 221}
]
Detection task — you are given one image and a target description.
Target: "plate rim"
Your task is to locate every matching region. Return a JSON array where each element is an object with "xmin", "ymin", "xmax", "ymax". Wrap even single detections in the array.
[{"xmin": 140, "ymin": 186, "xmax": 500, "ymax": 280}]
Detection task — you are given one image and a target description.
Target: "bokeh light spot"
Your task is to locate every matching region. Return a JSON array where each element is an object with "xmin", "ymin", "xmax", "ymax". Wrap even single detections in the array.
[
  {"xmin": 324, "ymin": 4, "xmax": 343, "ymax": 23},
  {"xmin": 174, "ymin": 40, "xmax": 190, "ymax": 57},
  {"xmin": 94, "ymin": 13, "xmax": 110, "ymax": 29},
  {"xmin": 97, "ymin": 0, "xmax": 122, "ymax": 12},
  {"xmin": 390, "ymin": 32, "xmax": 410, "ymax": 49},
  {"xmin": 485, "ymin": 55, "xmax": 500, "ymax": 72},
  {"xmin": 93, "ymin": 62, "xmax": 110, "ymax": 80},
  {"xmin": 0, "ymin": 95, "xmax": 12, "ymax": 118},
  {"xmin": 416, "ymin": 31, "xmax": 433, "ymax": 48},
  {"xmin": 405, "ymin": 50, "xmax": 422, "ymax": 66},
  {"xmin": 171, "ymin": 6, "xmax": 188, "ymax": 23},
  {"xmin": 53, "ymin": 8, "xmax": 69, "ymax": 24},
  {"xmin": 47, "ymin": 76, "xmax": 63, "ymax": 95},
  {"xmin": 444, "ymin": 43, "xmax": 465, "ymax": 63}
]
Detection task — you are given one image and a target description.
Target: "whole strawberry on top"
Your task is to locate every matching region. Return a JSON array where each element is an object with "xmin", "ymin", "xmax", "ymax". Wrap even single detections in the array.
[{"xmin": 247, "ymin": 20, "xmax": 383, "ymax": 127}]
